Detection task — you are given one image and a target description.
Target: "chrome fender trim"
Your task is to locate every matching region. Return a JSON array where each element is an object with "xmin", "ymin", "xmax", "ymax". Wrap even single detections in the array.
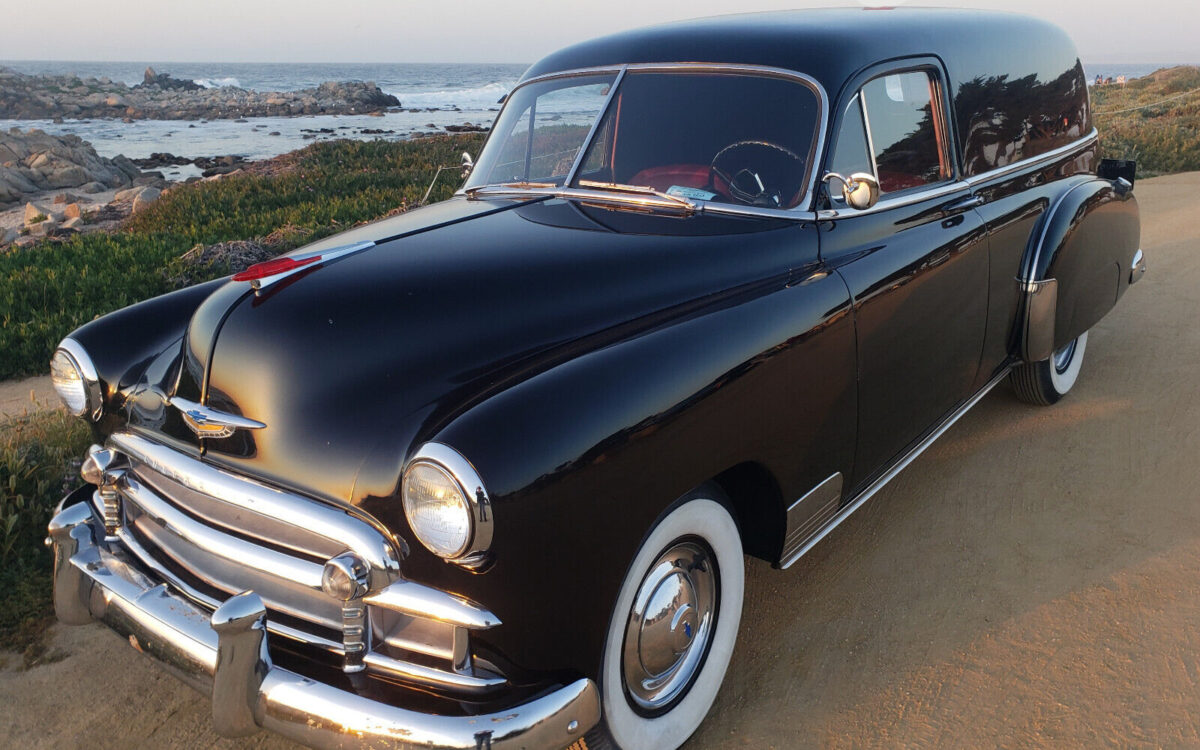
[{"xmin": 1019, "ymin": 277, "xmax": 1059, "ymax": 363}]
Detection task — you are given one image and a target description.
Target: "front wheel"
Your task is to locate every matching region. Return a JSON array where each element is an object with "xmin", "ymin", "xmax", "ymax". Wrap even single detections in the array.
[
  {"xmin": 1010, "ymin": 331, "xmax": 1089, "ymax": 405},
  {"xmin": 594, "ymin": 487, "xmax": 744, "ymax": 749}
]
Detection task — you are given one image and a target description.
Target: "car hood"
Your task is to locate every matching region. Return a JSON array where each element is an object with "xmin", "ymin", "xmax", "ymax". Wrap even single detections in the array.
[{"xmin": 128, "ymin": 195, "xmax": 802, "ymax": 508}]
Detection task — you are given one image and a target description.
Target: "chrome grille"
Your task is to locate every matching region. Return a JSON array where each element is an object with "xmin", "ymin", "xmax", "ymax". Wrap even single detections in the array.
[{"xmin": 100, "ymin": 430, "xmax": 506, "ymax": 695}]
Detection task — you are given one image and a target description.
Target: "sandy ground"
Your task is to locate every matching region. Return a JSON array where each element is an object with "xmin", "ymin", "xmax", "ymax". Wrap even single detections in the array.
[
  {"xmin": 0, "ymin": 373, "xmax": 59, "ymax": 421},
  {"xmin": 1, "ymin": 172, "xmax": 1197, "ymax": 749}
]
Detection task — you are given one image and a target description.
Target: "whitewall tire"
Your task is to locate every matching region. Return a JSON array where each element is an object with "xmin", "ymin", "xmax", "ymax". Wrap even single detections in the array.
[
  {"xmin": 1011, "ymin": 330, "xmax": 1089, "ymax": 405},
  {"xmin": 596, "ymin": 487, "xmax": 744, "ymax": 750}
]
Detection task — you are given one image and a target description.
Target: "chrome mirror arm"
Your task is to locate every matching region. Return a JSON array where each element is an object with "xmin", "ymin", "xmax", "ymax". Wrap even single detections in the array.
[{"xmin": 821, "ymin": 171, "xmax": 880, "ymax": 211}]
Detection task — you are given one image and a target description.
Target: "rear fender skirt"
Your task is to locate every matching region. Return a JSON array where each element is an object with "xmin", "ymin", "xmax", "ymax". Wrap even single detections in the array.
[{"xmin": 1017, "ymin": 177, "xmax": 1140, "ymax": 362}]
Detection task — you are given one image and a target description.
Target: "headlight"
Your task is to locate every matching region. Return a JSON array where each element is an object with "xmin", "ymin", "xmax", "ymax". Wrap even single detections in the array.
[
  {"xmin": 49, "ymin": 340, "xmax": 100, "ymax": 419},
  {"xmin": 401, "ymin": 444, "xmax": 493, "ymax": 565}
]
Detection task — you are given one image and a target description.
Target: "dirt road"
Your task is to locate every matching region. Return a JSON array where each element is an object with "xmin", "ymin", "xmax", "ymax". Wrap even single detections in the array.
[{"xmin": 2, "ymin": 172, "xmax": 1197, "ymax": 749}]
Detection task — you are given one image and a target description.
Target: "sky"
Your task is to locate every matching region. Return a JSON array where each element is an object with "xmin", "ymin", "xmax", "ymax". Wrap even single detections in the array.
[{"xmin": 3, "ymin": 0, "xmax": 1196, "ymax": 64}]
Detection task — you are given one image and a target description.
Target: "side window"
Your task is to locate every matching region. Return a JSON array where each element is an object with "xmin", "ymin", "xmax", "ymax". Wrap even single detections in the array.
[
  {"xmin": 860, "ymin": 71, "xmax": 950, "ymax": 193},
  {"xmin": 829, "ymin": 69, "xmax": 951, "ymax": 198},
  {"xmin": 829, "ymin": 94, "xmax": 873, "ymax": 179}
]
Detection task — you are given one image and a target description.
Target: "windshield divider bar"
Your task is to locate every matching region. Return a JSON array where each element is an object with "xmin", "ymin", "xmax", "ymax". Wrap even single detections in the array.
[{"xmin": 564, "ymin": 66, "xmax": 628, "ymax": 187}]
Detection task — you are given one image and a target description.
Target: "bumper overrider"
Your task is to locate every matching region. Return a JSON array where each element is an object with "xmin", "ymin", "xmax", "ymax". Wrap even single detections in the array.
[{"xmin": 47, "ymin": 492, "xmax": 600, "ymax": 749}]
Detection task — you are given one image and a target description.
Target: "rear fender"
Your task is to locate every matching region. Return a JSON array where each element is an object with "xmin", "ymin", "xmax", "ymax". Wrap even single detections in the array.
[{"xmin": 1017, "ymin": 177, "xmax": 1140, "ymax": 362}]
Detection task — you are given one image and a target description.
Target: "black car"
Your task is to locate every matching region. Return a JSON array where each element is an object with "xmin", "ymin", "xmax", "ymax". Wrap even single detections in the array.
[{"xmin": 46, "ymin": 8, "xmax": 1142, "ymax": 750}]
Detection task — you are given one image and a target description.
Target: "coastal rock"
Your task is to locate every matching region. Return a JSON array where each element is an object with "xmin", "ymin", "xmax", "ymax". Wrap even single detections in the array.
[
  {"xmin": 62, "ymin": 216, "xmax": 83, "ymax": 230},
  {"xmin": 131, "ymin": 186, "xmax": 161, "ymax": 213},
  {"xmin": 78, "ymin": 181, "xmax": 106, "ymax": 194},
  {"xmin": 0, "ymin": 129, "xmax": 139, "ymax": 205},
  {"xmin": 23, "ymin": 201, "xmax": 44, "ymax": 224},
  {"xmin": 135, "ymin": 67, "xmax": 203, "ymax": 92},
  {"xmin": 63, "ymin": 202, "xmax": 82, "ymax": 220},
  {"xmin": 1, "ymin": 227, "xmax": 17, "ymax": 245},
  {"xmin": 0, "ymin": 66, "xmax": 401, "ymax": 121},
  {"xmin": 52, "ymin": 191, "xmax": 79, "ymax": 204},
  {"xmin": 113, "ymin": 186, "xmax": 142, "ymax": 202}
]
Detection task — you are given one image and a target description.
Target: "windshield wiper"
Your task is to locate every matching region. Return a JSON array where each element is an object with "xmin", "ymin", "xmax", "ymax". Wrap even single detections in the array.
[
  {"xmin": 465, "ymin": 180, "xmax": 699, "ymax": 215},
  {"xmin": 574, "ymin": 181, "xmax": 698, "ymax": 211},
  {"xmin": 464, "ymin": 181, "xmax": 558, "ymax": 198}
]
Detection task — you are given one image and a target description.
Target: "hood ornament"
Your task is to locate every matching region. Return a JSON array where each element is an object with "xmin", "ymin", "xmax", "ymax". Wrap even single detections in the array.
[{"xmin": 169, "ymin": 397, "xmax": 266, "ymax": 439}]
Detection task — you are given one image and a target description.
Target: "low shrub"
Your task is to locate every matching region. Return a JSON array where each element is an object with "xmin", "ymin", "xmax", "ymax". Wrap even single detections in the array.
[{"xmin": 0, "ymin": 134, "xmax": 486, "ymax": 380}]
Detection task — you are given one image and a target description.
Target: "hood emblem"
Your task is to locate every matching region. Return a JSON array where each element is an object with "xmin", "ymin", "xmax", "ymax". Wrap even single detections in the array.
[{"xmin": 169, "ymin": 397, "xmax": 267, "ymax": 439}]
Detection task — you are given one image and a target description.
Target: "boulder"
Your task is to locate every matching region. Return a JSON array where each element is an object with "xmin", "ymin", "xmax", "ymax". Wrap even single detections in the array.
[
  {"xmin": 63, "ymin": 203, "xmax": 82, "ymax": 220},
  {"xmin": 1, "ymin": 227, "xmax": 17, "ymax": 245},
  {"xmin": 113, "ymin": 186, "xmax": 142, "ymax": 202},
  {"xmin": 132, "ymin": 186, "xmax": 161, "ymax": 213},
  {"xmin": 28, "ymin": 218, "xmax": 57, "ymax": 235},
  {"xmin": 52, "ymin": 191, "xmax": 79, "ymax": 204},
  {"xmin": 23, "ymin": 201, "xmax": 45, "ymax": 225},
  {"xmin": 62, "ymin": 216, "xmax": 84, "ymax": 230},
  {"xmin": 78, "ymin": 181, "xmax": 106, "ymax": 194}
]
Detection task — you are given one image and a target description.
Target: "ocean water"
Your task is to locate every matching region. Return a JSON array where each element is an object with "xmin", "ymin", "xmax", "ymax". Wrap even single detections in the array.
[
  {"xmin": 0, "ymin": 60, "xmax": 1193, "ymax": 175},
  {"xmin": 0, "ymin": 61, "xmax": 527, "ymax": 171}
]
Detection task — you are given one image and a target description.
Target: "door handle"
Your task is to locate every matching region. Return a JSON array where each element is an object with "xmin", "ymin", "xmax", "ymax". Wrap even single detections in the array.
[{"xmin": 942, "ymin": 195, "xmax": 984, "ymax": 213}]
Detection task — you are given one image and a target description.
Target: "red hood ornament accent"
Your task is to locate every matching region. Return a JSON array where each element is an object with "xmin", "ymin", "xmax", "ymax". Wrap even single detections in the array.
[{"xmin": 233, "ymin": 241, "xmax": 376, "ymax": 290}]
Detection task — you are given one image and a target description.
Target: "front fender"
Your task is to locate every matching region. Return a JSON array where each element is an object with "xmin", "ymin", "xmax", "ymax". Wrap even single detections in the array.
[
  {"xmin": 65, "ymin": 278, "xmax": 227, "ymax": 433},
  {"xmin": 422, "ymin": 268, "xmax": 856, "ymax": 682},
  {"xmin": 1018, "ymin": 177, "xmax": 1140, "ymax": 361}
]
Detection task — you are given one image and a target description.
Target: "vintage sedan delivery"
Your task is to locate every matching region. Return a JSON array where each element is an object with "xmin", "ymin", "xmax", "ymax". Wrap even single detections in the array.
[{"xmin": 45, "ymin": 8, "xmax": 1141, "ymax": 750}]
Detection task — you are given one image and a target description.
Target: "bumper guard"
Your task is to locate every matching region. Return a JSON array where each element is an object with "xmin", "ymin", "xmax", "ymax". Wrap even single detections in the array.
[{"xmin": 48, "ymin": 498, "xmax": 600, "ymax": 749}]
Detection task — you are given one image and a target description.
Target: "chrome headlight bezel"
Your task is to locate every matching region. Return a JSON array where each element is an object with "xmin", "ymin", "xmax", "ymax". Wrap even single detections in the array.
[
  {"xmin": 401, "ymin": 443, "xmax": 493, "ymax": 567},
  {"xmin": 50, "ymin": 338, "xmax": 102, "ymax": 421}
]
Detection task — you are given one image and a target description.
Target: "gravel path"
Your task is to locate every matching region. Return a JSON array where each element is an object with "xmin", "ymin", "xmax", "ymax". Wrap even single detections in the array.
[
  {"xmin": 0, "ymin": 373, "xmax": 58, "ymax": 422},
  {"xmin": 1, "ymin": 172, "xmax": 1197, "ymax": 749}
]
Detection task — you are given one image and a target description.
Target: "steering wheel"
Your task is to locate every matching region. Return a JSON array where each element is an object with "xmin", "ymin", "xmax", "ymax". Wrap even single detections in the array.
[{"xmin": 709, "ymin": 140, "xmax": 805, "ymax": 208}]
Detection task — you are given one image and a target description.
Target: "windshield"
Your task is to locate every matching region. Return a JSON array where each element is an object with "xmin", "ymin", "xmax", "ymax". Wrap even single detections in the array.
[
  {"xmin": 466, "ymin": 73, "xmax": 618, "ymax": 187},
  {"xmin": 465, "ymin": 68, "xmax": 822, "ymax": 211}
]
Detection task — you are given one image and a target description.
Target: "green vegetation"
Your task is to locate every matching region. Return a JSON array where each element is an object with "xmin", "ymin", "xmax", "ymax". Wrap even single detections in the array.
[
  {"xmin": 0, "ymin": 409, "xmax": 91, "ymax": 663},
  {"xmin": 1094, "ymin": 66, "xmax": 1200, "ymax": 177},
  {"xmin": 0, "ymin": 133, "xmax": 485, "ymax": 380}
]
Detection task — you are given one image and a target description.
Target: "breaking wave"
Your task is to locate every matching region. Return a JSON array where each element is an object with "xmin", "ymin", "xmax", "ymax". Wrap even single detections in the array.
[
  {"xmin": 396, "ymin": 82, "xmax": 511, "ymax": 110},
  {"xmin": 194, "ymin": 77, "xmax": 242, "ymax": 89}
]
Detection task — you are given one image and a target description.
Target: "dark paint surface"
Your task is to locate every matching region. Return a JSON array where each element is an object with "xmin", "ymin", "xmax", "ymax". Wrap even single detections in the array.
[{"xmin": 64, "ymin": 6, "xmax": 1143, "ymax": 699}]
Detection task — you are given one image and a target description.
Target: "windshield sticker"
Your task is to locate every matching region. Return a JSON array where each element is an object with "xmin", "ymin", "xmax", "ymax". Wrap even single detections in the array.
[{"xmin": 666, "ymin": 186, "xmax": 718, "ymax": 201}]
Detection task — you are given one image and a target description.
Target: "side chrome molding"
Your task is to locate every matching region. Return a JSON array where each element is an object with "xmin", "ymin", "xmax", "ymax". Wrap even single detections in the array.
[
  {"xmin": 778, "ymin": 367, "xmax": 1011, "ymax": 570},
  {"xmin": 777, "ymin": 473, "xmax": 842, "ymax": 568}
]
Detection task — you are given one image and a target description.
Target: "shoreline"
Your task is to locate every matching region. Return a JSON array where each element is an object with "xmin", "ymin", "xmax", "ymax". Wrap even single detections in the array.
[{"xmin": 0, "ymin": 66, "xmax": 402, "ymax": 121}]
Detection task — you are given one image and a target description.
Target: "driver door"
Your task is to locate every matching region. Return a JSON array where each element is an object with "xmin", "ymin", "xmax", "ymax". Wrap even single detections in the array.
[{"xmin": 820, "ymin": 62, "xmax": 990, "ymax": 493}]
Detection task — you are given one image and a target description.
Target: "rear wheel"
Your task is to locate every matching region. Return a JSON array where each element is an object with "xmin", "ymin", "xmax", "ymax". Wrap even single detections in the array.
[
  {"xmin": 1010, "ymin": 331, "xmax": 1089, "ymax": 405},
  {"xmin": 593, "ymin": 487, "xmax": 744, "ymax": 749}
]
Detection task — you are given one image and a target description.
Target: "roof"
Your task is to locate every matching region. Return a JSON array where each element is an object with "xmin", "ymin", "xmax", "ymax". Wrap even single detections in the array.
[{"xmin": 522, "ymin": 8, "xmax": 1079, "ymax": 103}]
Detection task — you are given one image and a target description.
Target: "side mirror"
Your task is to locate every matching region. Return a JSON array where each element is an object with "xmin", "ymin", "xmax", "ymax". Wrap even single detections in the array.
[
  {"xmin": 461, "ymin": 152, "xmax": 475, "ymax": 179},
  {"xmin": 822, "ymin": 171, "xmax": 880, "ymax": 211}
]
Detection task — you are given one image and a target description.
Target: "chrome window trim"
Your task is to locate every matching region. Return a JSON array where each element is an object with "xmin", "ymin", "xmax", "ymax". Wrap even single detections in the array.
[
  {"xmin": 964, "ymin": 128, "xmax": 1099, "ymax": 187},
  {"xmin": 459, "ymin": 62, "xmax": 829, "ymax": 220},
  {"xmin": 858, "ymin": 92, "xmax": 880, "ymax": 179},
  {"xmin": 563, "ymin": 67, "xmax": 627, "ymax": 185},
  {"xmin": 818, "ymin": 129, "xmax": 1101, "ymax": 221}
]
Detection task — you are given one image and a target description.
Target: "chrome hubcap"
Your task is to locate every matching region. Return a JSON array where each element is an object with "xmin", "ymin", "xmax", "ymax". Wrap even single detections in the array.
[
  {"xmin": 622, "ymin": 540, "xmax": 718, "ymax": 713},
  {"xmin": 1053, "ymin": 338, "xmax": 1078, "ymax": 374}
]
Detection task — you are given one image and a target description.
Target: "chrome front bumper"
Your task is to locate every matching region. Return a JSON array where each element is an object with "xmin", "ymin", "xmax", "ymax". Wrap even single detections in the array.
[{"xmin": 48, "ymin": 497, "xmax": 600, "ymax": 750}]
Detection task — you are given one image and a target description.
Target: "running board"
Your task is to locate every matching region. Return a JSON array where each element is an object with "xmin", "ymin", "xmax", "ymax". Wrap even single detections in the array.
[{"xmin": 778, "ymin": 367, "xmax": 1011, "ymax": 569}]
